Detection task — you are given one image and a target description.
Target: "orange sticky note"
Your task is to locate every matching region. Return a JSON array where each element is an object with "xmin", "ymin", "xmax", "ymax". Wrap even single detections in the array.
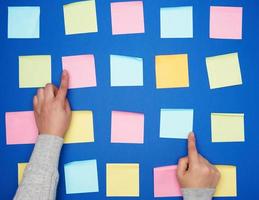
[{"xmin": 155, "ymin": 54, "xmax": 189, "ymax": 89}]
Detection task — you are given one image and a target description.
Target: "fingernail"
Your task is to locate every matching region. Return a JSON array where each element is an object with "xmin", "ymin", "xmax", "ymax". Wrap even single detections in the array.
[
  {"xmin": 63, "ymin": 70, "xmax": 68, "ymax": 76},
  {"xmin": 189, "ymin": 132, "xmax": 195, "ymax": 138}
]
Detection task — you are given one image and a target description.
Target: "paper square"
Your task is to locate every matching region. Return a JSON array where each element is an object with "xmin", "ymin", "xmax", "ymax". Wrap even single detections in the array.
[
  {"xmin": 8, "ymin": 7, "xmax": 40, "ymax": 39},
  {"xmin": 211, "ymin": 113, "xmax": 245, "ymax": 142},
  {"xmin": 63, "ymin": 0, "xmax": 98, "ymax": 35},
  {"xmin": 106, "ymin": 163, "xmax": 139, "ymax": 197},
  {"xmin": 160, "ymin": 6, "xmax": 193, "ymax": 38},
  {"xmin": 111, "ymin": 111, "xmax": 144, "ymax": 144},
  {"xmin": 210, "ymin": 6, "xmax": 243, "ymax": 39},
  {"xmin": 111, "ymin": 1, "xmax": 145, "ymax": 35},
  {"xmin": 206, "ymin": 53, "xmax": 242, "ymax": 89},
  {"xmin": 160, "ymin": 109, "xmax": 193, "ymax": 139},
  {"xmin": 5, "ymin": 111, "xmax": 38, "ymax": 145},
  {"xmin": 62, "ymin": 55, "xmax": 97, "ymax": 89},
  {"xmin": 19, "ymin": 55, "xmax": 51, "ymax": 88},
  {"xmin": 155, "ymin": 54, "xmax": 189, "ymax": 89},
  {"xmin": 64, "ymin": 111, "xmax": 94, "ymax": 143},
  {"xmin": 214, "ymin": 165, "xmax": 237, "ymax": 197},
  {"xmin": 18, "ymin": 163, "xmax": 28, "ymax": 184},
  {"xmin": 154, "ymin": 165, "xmax": 181, "ymax": 197},
  {"xmin": 110, "ymin": 55, "xmax": 143, "ymax": 86},
  {"xmin": 64, "ymin": 160, "xmax": 99, "ymax": 194}
]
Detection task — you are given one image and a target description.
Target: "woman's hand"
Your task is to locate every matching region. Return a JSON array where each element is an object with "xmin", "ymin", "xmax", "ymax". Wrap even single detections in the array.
[
  {"xmin": 177, "ymin": 133, "xmax": 221, "ymax": 188},
  {"xmin": 33, "ymin": 70, "xmax": 71, "ymax": 138}
]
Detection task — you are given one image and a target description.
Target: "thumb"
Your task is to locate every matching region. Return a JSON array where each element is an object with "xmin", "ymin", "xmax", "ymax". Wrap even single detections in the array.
[{"xmin": 177, "ymin": 157, "xmax": 189, "ymax": 178}]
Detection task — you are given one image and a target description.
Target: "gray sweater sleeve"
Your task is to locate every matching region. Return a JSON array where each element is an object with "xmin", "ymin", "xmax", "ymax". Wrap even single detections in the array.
[
  {"xmin": 13, "ymin": 134, "xmax": 63, "ymax": 200},
  {"xmin": 182, "ymin": 188, "xmax": 215, "ymax": 200}
]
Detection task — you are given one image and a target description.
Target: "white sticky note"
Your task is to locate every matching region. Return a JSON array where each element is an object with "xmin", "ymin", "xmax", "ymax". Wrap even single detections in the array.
[
  {"xmin": 110, "ymin": 55, "xmax": 143, "ymax": 86},
  {"xmin": 64, "ymin": 159, "xmax": 99, "ymax": 194},
  {"xmin": 160, "ymin": 109, "xmax": 194, "ymax": 139},
  {"xmin": 160, "ymin": 6, "xmax": 193, "ymax": 38}
]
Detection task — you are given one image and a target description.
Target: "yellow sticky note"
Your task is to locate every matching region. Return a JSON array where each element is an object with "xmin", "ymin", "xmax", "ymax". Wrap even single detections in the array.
[
  {"xmin": 106, "ymin": 163, "xmax": 139, "ymax": 197},
  {"xmin": 19, "ymin": 55, "xmax": 51, "ymax": 88},
  {"xmin": 63, "ymin": 0, "xmax": 98, "ymax": 35},
  {"xmin": 155, "ymin": 54, "xmax": 189, "ymax": 89},
  {"xmin": 18, "ymin": 163, "xmax": 27, "ymax": 184},
  {"xmin": 211, "ymin": 113, "xmax": 245, "ymax": 142},
  {"xmin": 206, "ymin": 53, "xmax": 242, "ymax": 89},
  {"xmin": 214, "ymin": 165, "xmax": 237, "ymax": 197},
  {"xmin": 64, "ymin": 111, "xmax": 94, "ymax": 143}
]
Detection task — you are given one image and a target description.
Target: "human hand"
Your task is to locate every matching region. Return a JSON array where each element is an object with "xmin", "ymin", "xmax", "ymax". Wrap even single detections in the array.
[
  {"xmin": 176, "ymin": 132, "xmax": 221, "ymax": 188},
  {"xmin": 33, "ymin": 70, "xmax": 71, "ymax": 138}
]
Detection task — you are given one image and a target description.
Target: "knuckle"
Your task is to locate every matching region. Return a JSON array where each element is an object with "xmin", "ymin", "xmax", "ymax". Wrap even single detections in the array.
[{"xmin": 202, "ymin": 166, "xmax": 211, "ymax": 175}]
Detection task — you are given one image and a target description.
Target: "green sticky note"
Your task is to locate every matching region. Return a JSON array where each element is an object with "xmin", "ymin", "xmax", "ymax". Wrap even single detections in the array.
[
  {"xmin": 63, "ymin": 0, "xmax": 98, "ymax": 35},
  {"xmin": 19, "ymin": 55, "xmax": 51, "ymax": 88}
]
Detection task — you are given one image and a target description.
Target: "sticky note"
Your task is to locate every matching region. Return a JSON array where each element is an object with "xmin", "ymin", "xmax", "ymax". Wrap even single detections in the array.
[
  {"xmin": 106, "ymin": 163, "xmax": 139, "ymax": 197},
  {"xmin": 210, "ymin": 6, "xmax": 243, "ymax": 39},
  {"xmin": 64, "ymin": 160, "xmax": 99, "ymax": 194},
  {"xmin": 111, "ymin": 111, "xmax": 144, "ymax": 144},
  {"xmin": 6, "ymin": 111, "xmax": 94, "ymax": 145},
  {"xmin": 211, "ymin": 113, "xmax": 245, "ymax": 142},
  {"xmin": 160, "ymin": 6, "xmax": 193, "ymax": 38},
  {"xmin": 160, "ymin": 109, "xmax": 193, "ymax": 139},
  {"xmin": 62, "ymin": 55, "xmax": 97, "ymax": 89},
  {"xmin": 111, "ymin": 1, "xmax": 145, "ymax": 35},
  {"xmin": 214, "ymin": 165, "xmax": 237, "ymax": 197},
  {"xmin": 18, "ymin": 163, "xmax": 28, "ymax": 184},
  {"xmin": 154, "ymin": 165, "xmax": 181, "ymax": 197},
  {"xmin": 8, "ymin": 7, "xmax": 40, "ymax": 39},
  {"xmin": 6, "ymin": 111, "xmax": 38, "ymax": 145},
  {"xmin": 110, "ymin": 55, "xmax": 143, "ymax": 86},
  {"xmin": 155, "ymin": 54, "xmax": 189, "ymax": 89},
  {"xmin": 63, "ymin": 0, "xmax": 98, "ymax": 35},
  {"xmin": 19, "ymin": 55, "xmax": 51, "ymax": 88},
  {"xmin": 64, "ymin": 111, "xmax": 94, "ymax": 143},
  {"xmin": 206, "ymin": 53, "xmax": 242, "ymax": 89}
]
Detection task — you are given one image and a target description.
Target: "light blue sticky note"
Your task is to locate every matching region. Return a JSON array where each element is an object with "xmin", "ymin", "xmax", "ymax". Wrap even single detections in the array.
[
  {"xmin": 160, "ymin": 109, "xmax": 194, "ymax": 139},
  {"xmin": 110, "ymin": 55, "xmax": 143, "ymax": 86},
  {"xmin": 8, "ymin": 7, "xmax": 40, "ymax": 39},
  {"xmin": 160, "ymin": 6, "xmax": 193, "ymax": 38},
  {"xmin": 64, "ymin": 159, "xmax": 99, "ymax": 194}
]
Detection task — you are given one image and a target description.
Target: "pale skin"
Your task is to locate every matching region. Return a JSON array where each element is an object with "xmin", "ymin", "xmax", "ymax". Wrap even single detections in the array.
[{"xmin": 33, "ymin": 70, "xmax": 221, "ymax": 190}]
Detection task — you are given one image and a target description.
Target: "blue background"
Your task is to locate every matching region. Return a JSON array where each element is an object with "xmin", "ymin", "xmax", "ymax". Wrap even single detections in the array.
[{"xmin": 0, "ymin": 0, "xmax": 258, "ymax": 199}]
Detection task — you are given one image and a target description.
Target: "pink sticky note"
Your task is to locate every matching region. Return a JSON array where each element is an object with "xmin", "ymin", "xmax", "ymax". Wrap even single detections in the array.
[
  {"xmin": 5, "ymin": 111, "xmax": 38, "ymax": 145},
  {"xmin": 210, "ymin": 6, "xmax": 243, "ymax": 39},
  {"xmin": 62, "ymin": 55, "xmax": 97, "ymax": 89},
  {"xmin": 111, "ymin": 1, "xmax": 145, "ymax": 35},
  {"xmin": 154, "ymin": 165, "xmax": 182, "ymax": 197},
  {"xmin": 111, "ymin": 111, "xmax": 144, "ymax": 144}
]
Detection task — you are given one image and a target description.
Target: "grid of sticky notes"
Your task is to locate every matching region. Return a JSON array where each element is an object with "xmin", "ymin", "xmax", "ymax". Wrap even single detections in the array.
[{"xmin": 7, "ymin": 0, "xmax": 245, "ymax": 198}]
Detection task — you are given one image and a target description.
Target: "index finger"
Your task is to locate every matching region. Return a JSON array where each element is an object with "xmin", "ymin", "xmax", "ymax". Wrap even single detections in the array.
[
  {"xmin": 188, "ymin": 132, "xmax": 199, "ymax": 164},
  {"xmin": 56, "ymin": 70, "xmax": 69, "ymax": 101}
]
